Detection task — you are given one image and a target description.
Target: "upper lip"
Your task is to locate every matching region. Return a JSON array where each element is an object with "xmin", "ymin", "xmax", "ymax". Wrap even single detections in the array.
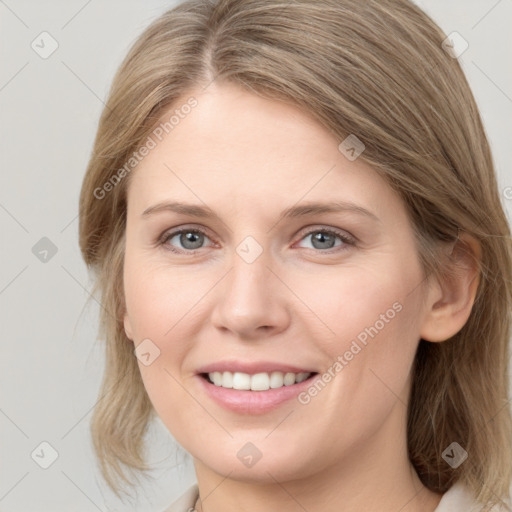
[{"xmin": 196, "ymin": 361, "xmax": 316, "ymax": 375}]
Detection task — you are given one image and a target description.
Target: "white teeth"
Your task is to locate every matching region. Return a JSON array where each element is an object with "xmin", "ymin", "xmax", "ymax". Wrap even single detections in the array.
[
  {"xmin": 212, "ymin": 371, "xmax": 222, "ymax": 386},
  {"xmin": 221, "ymin": 371, "xmax": 233, "ymax": 388},
  {"xmin": 283, "ymin": 372, "xmax": 296, "ymax": 386},
  {"xmin": 232, "ymin": 372, "xmax": 251, "ymax": 390},
  {"xmin": 269, "ymin": 371, "xmax": 284, "ymax": 388},
  {"xmin": 295, "ymin": 372, "xmax": 309, "ymax": 383},
  {"xmin": 250, "ymin": 372, "xmax": 269, "ymax": 391},
  {"xmin": 207, "ymin": 371, "xmax": 312, "ymax": 391}
]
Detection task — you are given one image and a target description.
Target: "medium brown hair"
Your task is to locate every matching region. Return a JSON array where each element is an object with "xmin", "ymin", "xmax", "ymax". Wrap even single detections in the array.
[{"xmin": 79, "ymin": 0, "xmax": 512, "ymax": 508}]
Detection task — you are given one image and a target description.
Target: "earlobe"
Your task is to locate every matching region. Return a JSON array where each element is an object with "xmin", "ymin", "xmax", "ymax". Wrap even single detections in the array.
[{"xmin": 420, "ymin": 233, "xmax": 481, "ymax": 343}]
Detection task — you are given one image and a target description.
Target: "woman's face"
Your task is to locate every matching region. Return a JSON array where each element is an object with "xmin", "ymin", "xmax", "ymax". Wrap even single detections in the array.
[{"xmin": 123, "ymin": 82, "xmax": 434, "ymax": 483}]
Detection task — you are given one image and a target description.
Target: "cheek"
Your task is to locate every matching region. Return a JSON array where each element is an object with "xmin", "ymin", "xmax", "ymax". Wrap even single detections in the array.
[
  {"xmin": 284, "ymin": 265, "xmax": 424, "ymax": 462},
  {"xmin": 302, "ymin": 256, "xmax": 421, "ymax": 346},
  {"xmin": 123, "ymin": 249, "xmax": 200, "ymax": 341},
  {"xmin": 123, "ymin": 252, "xmax": 200, "ymax": 422},
  {"xmin": 123, "ymin": 249, "xmax": 216, "ymax": 410},
  {"xmin": 306, "ymin": 257, "xmax": 424, "ymax": 398}
]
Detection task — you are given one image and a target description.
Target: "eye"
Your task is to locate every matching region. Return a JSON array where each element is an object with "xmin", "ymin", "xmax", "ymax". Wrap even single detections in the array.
[
  {"xmin": 158, "ymin": 226, "xmax": 356, "ymax": 255},
  {"xmin": 295, "ymin": 227, "xmax": 355, "ymax": 252},
  {"xmin": 159, "ymin": 227, "xmax": 214, "ymax": 254}
]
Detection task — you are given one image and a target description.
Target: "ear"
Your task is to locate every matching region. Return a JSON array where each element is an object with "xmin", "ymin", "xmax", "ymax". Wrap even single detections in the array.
[
  {"xmin": 420, "ymin": 232, "xmax": 481, "ymax": 342},
  {"xmin": 124, "ymin": 311, "xmax": 134, "ymax": 341}
]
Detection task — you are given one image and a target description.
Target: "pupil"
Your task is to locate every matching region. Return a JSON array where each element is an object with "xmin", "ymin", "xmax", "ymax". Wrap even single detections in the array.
[
  {"xmin": 313, "ymin": 232, "xmax": 335, "ymax": 249},
  {"xmin": 182, "ymin": 231, "xmax": 203, "ymax": 249}
]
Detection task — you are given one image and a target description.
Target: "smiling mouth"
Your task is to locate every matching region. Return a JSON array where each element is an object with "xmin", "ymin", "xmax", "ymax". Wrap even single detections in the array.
[{"xmin": 200, "ymin": 371, "xmax": 318, "ymax": 391}]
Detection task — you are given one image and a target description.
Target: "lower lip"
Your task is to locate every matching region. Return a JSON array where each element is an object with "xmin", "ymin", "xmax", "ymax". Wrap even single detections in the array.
[{"xmin": 196, "ymin": 374, "xmax": 319, "ymax": 414}]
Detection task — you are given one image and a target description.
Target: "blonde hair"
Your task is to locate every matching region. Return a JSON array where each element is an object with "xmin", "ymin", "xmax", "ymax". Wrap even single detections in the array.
[{"xmin": 79, "ymin": 0, "xmax": 512, "ymax": 508}]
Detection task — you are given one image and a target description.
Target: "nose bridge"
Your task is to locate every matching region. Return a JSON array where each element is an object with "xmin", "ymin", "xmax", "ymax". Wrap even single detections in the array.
[
  {"xmin": 227, "ymin": 237, "xmax": 274, "ymax": 310},
  {"xmin": 211, "ymin": 235, "xmax": 288, "ymax": 337}
]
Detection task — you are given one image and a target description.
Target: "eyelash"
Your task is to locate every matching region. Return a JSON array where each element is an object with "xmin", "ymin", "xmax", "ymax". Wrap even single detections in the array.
[{"xmin": 157, "ymin": 226, "xmax": 356, "ymax": 255}]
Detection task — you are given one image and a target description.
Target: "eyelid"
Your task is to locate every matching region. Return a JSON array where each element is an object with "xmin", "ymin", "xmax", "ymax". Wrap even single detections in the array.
[
  {"xmin": 157, "ymin": 224, "xmax": 217, "ymax": 251},
  {"xmin": 294, "ymin": 224, "xmax": 357, "ymax": 245}
]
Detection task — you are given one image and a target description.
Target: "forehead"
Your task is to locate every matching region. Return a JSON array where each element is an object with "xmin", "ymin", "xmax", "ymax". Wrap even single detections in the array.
[{"xmin": 126, "ymin": 83, "xmax": 404, "ymax": 223}]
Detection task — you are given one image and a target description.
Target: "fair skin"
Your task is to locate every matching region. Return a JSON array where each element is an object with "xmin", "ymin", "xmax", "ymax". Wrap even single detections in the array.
[{"xmin": 123, "ymin": 82, "xmax": 480, "ymax": 512}]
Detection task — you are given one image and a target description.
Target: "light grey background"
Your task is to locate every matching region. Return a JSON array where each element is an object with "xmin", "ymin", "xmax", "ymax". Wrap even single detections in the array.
[{"xmin": 1, "ymin": 1, "xmax": 511, "ymax": 511}]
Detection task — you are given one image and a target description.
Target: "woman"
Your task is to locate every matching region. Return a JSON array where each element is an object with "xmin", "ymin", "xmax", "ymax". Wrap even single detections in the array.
[{"xmin": 78, "ymin": 0, "xmax": 512, "ymax": 510}]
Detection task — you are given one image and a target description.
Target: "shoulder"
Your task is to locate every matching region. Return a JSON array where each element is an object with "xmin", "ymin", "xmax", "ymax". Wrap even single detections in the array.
[
  {"xmin": 434, "ymin": 481, "xmax": 511, "ymax": 512},
  {"xmin": 159, "ymin": 484, "xmax": 199, "ymax": 512}
]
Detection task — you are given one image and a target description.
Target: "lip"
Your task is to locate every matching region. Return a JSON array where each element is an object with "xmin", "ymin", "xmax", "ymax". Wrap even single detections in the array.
[
  {"xmin": 196, "ymin": 361, "xmax": 315, "ymax": 375},
  {"xmin": 195, "ymin": 370, "xmax": 319, "ymax": 415}
]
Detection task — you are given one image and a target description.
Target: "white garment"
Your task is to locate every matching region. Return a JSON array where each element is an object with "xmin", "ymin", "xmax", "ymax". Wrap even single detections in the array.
[
  {"xmin": 434, "ymin": 481, "xmax": 509, "ymax": 512},
  {"xmin": 161, "ymin": 481, "xmax": 510, "ymax": 512}
]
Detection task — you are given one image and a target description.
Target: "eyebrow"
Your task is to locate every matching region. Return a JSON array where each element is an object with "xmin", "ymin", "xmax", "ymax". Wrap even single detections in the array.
[{"xmin": 141, "ymin": 200, "xmax": 379, "ymax": 223}]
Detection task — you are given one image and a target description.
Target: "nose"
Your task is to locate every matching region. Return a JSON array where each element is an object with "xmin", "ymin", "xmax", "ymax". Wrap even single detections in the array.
[{"xmin": 210, "ymin": 247, "xmax": 290, "ymax": 341}]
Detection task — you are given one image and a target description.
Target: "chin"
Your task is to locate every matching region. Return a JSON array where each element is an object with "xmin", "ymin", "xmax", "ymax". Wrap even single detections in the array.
[{"xmin": 191, "ymin": 440, "xmax": 318, "ymax": 484}]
